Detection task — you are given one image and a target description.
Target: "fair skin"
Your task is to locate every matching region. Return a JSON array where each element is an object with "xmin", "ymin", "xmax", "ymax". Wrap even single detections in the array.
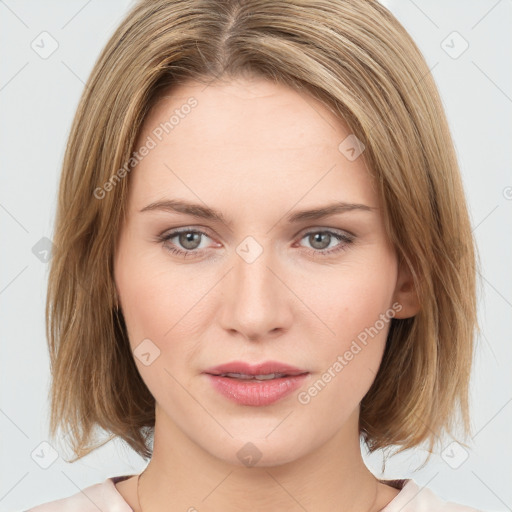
[{"xmin": 113, "ymin": 75, "xmax": 419, "ymax": 511}]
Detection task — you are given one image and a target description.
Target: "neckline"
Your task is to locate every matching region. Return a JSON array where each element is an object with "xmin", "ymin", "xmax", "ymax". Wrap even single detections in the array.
[{"xmin": 107, "ymin": 475, "xmax": 414, "ymax": 511}]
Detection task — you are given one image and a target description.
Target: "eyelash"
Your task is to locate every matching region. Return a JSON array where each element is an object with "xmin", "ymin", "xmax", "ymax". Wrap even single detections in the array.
[{"xmin": 158, "ymin": 227, "xmax": 355, "ymax": 259}]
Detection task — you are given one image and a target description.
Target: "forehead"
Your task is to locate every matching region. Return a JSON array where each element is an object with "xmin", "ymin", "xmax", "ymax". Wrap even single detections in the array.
[
  {"xmin": 127, "ymin": 77, "xmax": 377, "ymax": 211},
  {"xmin": 142, "ymin": 76, "xmax": 348, "ymax": 146}
]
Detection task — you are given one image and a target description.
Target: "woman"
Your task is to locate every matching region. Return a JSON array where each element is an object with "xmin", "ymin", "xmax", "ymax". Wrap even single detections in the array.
[{"xmin": 28, "ymin": 0, "xmax": 480, "ymax": 510}]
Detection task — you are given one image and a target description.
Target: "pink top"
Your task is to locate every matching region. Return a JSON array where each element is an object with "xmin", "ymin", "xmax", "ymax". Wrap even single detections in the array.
[{"xmin": 26, "ymin": 475, "xmax": 482, "ymax": 511}]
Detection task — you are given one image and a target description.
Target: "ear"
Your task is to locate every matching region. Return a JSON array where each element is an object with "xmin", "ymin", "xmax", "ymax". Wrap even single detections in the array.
[{"xmin": 392, "ymin": 258, "xmax": 421, "ymax": 319}]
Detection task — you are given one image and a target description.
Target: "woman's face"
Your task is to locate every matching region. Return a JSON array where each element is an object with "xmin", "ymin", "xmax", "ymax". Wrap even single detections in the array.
[{"xmin": 114, "ymin": 76, "xmax": 413, "ymax": 466}]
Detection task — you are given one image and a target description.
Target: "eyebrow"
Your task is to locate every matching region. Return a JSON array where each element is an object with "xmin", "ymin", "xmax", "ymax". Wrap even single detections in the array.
[{"xmin": 139, "ymin": 199, "xmax": 375, "ymax": 224}]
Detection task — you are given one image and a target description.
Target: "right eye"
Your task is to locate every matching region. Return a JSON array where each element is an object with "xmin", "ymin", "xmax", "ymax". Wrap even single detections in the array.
[{"xmin": 159, "ymin": 228, "xmax": 214, "ymax": 257}]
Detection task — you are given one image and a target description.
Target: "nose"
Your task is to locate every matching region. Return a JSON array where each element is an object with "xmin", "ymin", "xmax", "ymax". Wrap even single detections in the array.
[{"xmin": 218, "ymin": 242, "xmax": 293, "ymax": 342}]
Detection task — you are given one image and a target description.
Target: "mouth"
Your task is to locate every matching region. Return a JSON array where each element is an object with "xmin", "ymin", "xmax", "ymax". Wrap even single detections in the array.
[
  {"xmin": 203, "ymin": 360, "xmax": 310, "ymax": 406},
  {"xmin": 209, "ymin": 372, "xmax": 304, "ymax": 380},
  {"xmin": 204, "ymin": 360, "xmax": 308, "ymax": 378}
]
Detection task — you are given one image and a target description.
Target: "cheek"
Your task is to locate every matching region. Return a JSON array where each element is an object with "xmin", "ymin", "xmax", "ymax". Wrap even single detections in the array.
[
  {"xmin": 304, "ymin": 257, "xmax": 397, "ymax": 398},
  {"xmin": 116, "ymin": 247, "xmax": 199, "ymax": 342},
  {"xmin": 312, "ymin": 257, "xmax": 396, "ymax": 335},
  {"xmin": 115, "ymin": 249, "xmax": 214, "ymax": 398},
  {"xmin": 117, "ymin": 266, "xmax": 168, "ymax": 345},
  {"xmin": 115, "ymin": 251, "xmax": 202, "ymax": 402}
]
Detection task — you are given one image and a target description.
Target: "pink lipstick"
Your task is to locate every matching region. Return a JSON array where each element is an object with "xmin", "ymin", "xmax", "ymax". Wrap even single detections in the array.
[{"xmin": 203, "ymin": 360, "xmax": 309, "ymax": 406}]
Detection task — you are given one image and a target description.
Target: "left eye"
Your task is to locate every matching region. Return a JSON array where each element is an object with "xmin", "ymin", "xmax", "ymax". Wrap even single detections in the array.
[
  {"xmin": 159, "ymin": 228, "xmax": 354, "ymax": 257},
  {"xmin": 299, "ymin": 230, "xmax": 354, "ymax": 254}
]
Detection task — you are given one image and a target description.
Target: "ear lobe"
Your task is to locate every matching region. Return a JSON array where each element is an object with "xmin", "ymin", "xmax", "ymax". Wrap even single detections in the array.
[{"xmin": 392, "ymin": 259, "xmax": 421, "ymax": 319}]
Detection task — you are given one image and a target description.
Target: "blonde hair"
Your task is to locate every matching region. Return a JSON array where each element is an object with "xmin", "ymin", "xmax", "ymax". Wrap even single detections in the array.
[{"xmin": 46, "ymin": 0, "xmax": 477, "ymax": 462}]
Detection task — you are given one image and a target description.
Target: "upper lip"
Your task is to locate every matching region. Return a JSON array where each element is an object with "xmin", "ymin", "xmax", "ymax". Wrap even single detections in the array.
[{"xmin": 204, "ymin": 360, "xmax": 308, "ymax": 376}]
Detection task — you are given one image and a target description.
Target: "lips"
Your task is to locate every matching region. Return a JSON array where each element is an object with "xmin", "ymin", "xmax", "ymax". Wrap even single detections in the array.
[
  {"xmin": 204, "ymin": 360, "xmax": 308, "ymax": 378},
  {"xmin": 203, "ymin": 361, "xmax": 310, "ymax": 406}
]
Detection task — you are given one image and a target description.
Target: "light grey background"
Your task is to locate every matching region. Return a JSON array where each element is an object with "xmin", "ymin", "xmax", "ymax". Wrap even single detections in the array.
[{"xmin": 0, "ymin": 1, "xmax": 510, "ymax": 510}]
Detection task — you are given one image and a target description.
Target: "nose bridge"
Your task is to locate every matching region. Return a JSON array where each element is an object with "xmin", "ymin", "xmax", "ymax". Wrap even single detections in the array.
[{"xmin": 222, "ymin": 237, "xmax": 290, "ymax": 339}]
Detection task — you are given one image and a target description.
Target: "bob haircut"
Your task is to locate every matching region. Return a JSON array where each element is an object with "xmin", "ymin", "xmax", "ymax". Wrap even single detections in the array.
[{"xmin": 46, "ymin": 0, "xmax": 478, "ymax": 462}]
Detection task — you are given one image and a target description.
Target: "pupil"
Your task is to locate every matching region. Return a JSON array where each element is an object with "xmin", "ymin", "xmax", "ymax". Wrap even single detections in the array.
[
  {"xmin": 312, "ymin": 232, "xmax": 329, "ymax": 249},
  {"xmin": 181, "ymin": 232, "xmax": 200, "ymax": 249}
]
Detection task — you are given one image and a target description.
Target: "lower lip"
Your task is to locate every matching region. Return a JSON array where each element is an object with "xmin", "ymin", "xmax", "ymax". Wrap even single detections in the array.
[{"xmin": 205, "ymin": 373, "xmax": 309, "ymax": 406}]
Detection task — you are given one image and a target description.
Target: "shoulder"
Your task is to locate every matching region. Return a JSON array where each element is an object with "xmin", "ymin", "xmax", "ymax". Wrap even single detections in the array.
[
  {"xmin": 26, "ymin": 475, "xmax": 134, "ymax": 512},
  {"xmin": 380, "ymin": 479, "xmax": 484, "ymax": 512}
]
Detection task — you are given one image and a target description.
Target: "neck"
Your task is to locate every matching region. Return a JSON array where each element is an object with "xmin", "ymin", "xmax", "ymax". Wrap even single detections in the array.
[{"xmin": 137, "ymin": 406, "xmax": 380, "ymax": 512}]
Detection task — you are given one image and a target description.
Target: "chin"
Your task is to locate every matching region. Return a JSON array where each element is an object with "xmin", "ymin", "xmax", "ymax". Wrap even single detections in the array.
[
  {"xmin": 190, "ymin": 420, "xmax": 318, "ymax": 469},
  {"xmin": 210, "ymin": 436, "xmax": 306, "ymax": 468}
]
